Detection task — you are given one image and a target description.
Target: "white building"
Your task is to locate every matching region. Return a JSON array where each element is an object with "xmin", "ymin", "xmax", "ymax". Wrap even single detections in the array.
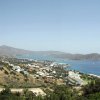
[
  {"xmin": 12, "ymin": 66, "xmax": 21, "ymax": 73},
  {"xmin": 16, "ymin": 68, "xmax": 21, "ymax": 73},
  {"xmin": 68, "ymin": 71, "xmax": 84, "ymax": 86},
  {"xmin": 68, "ymin": 71, "xmax": 81, "ymax": 79},
  {"xmin": 52, "ymin": 71, "xmax": 56, "ymax": 74},
  {"xmin": 37, "ymin": 71, "xmax": 46, "ymax": 76}
]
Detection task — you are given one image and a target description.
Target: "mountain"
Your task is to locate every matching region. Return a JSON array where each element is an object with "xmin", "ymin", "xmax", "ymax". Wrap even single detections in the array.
[
  {"xmin": 52, "ymin": 53, "xmax": 100, "ymax": 60},
  {"xmin": 0, "ymin": 45, "xmax": 65, "ymax": 57},
  {"xmin": 0, "ymin": 45, "xmax": 33, "ymax": 57},
  {"xmin": 0, "ymin": 45, "xmax": 100, "ymax": 60}
]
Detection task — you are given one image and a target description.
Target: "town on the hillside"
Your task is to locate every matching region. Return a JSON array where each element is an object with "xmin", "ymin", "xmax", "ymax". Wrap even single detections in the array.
[
  {"xmin": 0, "ymin": 57, "xmax": 94, "ymax": 95},
  {"xmin": 0, "ymin": 57, "xmax": 100, "ymax": 100}
]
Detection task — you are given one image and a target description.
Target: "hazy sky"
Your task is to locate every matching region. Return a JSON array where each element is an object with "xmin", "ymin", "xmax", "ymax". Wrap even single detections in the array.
[{"xmin": 0, "ymin": 0, "xmax": 100, "ymax": 53}]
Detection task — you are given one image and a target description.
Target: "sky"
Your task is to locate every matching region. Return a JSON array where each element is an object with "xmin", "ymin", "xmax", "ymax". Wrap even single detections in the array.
[{"xmin": 0, "ymin": 0, "xmax": 100, "ymax": 54}]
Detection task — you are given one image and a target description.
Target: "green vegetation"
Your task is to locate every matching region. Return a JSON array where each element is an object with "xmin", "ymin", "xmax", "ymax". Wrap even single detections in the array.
[{"xmin": 0, "ymin": 79, "xmax": 100, "ymax": 100}]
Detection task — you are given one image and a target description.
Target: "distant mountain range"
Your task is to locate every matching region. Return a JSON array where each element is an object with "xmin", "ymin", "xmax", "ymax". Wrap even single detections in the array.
[
  {"xmin": 0, "ymin": 45, "xmax": 33, "ymax": 57},
  {"xmin": 0, "ymin": 45, "xmax": 100, "ymax": 60}
]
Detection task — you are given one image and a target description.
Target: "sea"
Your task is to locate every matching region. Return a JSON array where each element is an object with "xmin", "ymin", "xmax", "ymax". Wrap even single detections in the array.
[{"xmin": 17, "ymin": 54, "xmax": 100, "ymax": 76}]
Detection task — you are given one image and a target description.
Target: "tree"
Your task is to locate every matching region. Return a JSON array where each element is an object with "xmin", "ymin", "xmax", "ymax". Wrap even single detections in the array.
[
  {"xmin": 1, "ymin": 87, "xmax": 11, "ymax": 95},
  {"xmin": 83, "ymin": 79, "xmax": 100, "ymax": 95}
]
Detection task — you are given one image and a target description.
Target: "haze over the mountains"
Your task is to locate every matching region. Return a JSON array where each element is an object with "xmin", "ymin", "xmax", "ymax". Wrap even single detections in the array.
[{"xmin": 0, "ymin": 45, "xmax": 100, "ymax": 60}]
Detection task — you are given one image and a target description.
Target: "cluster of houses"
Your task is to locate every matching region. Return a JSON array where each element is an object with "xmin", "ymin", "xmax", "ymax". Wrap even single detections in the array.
[
  {"xmin": 1, "ymin": 59, "xmax": 86, "ymax": 86},
  {"xmin": 0, "ymin": 59, "xmax": 89, "ymax": 97},
  {"xmin": 26, "ymin": 63, "xmax": 57, "ymax": 79},
  {"xmin": 1, "ymin": 60, "xmax": 29, "ymax": 76}
]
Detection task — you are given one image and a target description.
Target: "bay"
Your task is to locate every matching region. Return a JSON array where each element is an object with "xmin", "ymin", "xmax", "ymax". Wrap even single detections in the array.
[{"xmin": 17, "ymin": 54, "xmax": 100, "ymax": 75}]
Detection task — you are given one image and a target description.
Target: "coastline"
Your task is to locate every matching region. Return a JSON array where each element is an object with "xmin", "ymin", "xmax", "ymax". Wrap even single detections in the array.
[
  {"xmin": 16, "ymin": 55, "xmax": 100, "ymax": 76},
  {"xmin": 89, "ymin": 74, "xmax": 100, "ymax": 78}
]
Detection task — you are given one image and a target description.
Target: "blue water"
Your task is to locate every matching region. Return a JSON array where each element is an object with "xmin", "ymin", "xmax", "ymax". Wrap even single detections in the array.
[{"xmin": 17, "ymin": 54, "xmax": 100, "ymax": 75}]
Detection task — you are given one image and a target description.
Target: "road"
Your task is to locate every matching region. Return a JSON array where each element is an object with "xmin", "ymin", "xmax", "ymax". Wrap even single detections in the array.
[{"xmin": 0, "ymin": 88, "xmax": 46, "ymax": 96}]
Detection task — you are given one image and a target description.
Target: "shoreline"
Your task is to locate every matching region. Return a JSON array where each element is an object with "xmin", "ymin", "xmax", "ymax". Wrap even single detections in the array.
[
  {"xmin": 16, "ymin": 56, "xmax": 100, "ymax": 76},
  {"xmin": 89, "ymin": 74, "xmax": 100, "ymax": 78}
]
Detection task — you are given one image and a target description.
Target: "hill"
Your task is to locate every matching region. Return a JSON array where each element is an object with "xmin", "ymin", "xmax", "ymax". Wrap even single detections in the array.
[
  {"xmin": 52, "ymin": 53, "xmax": 100, "ymax": 60},
  {"xmin": 0, "ymin": 45, "xmax": 33, "ymax": 57},
  {"xmin": 0, "ymin": 45, "xmax": 100, "ymax": 60}
]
